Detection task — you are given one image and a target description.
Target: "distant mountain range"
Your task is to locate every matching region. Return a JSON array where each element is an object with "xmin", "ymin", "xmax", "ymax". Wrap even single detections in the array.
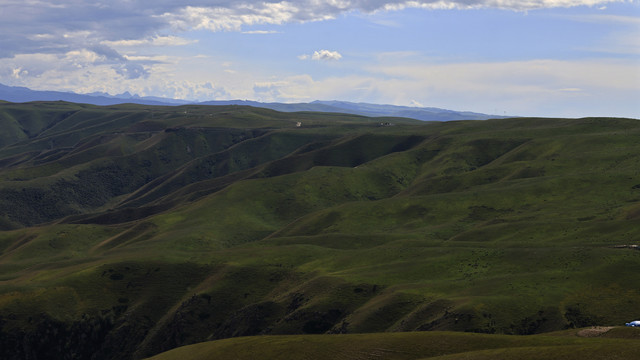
[
  {"xmin": 0, "ymin": 83, "xmax": 507, "ymax": 121},
  {"xmin": 0, "ymin": 83, "xmax": 188, "ymax": 106}
]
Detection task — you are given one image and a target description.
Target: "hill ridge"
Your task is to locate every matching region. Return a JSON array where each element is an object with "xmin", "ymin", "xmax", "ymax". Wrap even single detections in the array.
[{"xmin": 0, "ymin": 84, "xmax": 507, "ymax": 121}]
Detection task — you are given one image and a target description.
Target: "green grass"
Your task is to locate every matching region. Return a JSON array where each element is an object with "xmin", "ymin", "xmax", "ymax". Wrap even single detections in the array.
[
  {"xmin": 145, "ymin": 329, "xmax": 640, "ymax": 360},
  {"xmin": 1, "ymin": 102, "xmax": 639, "ymax": 359}
]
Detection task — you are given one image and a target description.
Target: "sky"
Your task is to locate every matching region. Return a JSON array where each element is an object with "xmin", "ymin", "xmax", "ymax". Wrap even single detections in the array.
[{"xmin": 1, "ymin": 0, "xmax": 639, "ymax": 118}]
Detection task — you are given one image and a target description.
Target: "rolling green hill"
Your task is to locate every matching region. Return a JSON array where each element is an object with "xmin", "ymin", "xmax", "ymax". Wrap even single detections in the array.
[
  {"xmin": 0, "ymin": 101, "xmax": 638, "ymax": 359},
  {"xmin": 146, "ymin": 328, "xmax": 640, "ymax": 360}
]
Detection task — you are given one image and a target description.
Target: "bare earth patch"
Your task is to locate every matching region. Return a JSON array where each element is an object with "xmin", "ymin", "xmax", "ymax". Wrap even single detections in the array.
[{"xmin": 577, "ymin": 327, "xmax": 614, "ymax": 337}]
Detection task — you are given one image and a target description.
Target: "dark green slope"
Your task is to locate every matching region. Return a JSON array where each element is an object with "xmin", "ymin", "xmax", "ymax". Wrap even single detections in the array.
[
  {"xmin": 0, "ymin": 102, "xmax": 420, "ymax": 226},
  {"xmin": 0, "ymin": 102, "xmax": 639, "ymax": 360}
]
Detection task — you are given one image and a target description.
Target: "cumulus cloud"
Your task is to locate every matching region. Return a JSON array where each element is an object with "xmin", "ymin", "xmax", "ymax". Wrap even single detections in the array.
[
  {"xmin": 242, "ymin": 30, "xmax": 282, "ymax": 34},
  {"xmin": 299, "ymin": 50, "xmax": 343, "ymax": 61},
  {"xmin": 0, "ymin": 47, "xmax": 150, "ymax": 84},
  {"xmin": 253, "ymin": 81, "xmax": 287, "ymax": 99},
  {"xmin": 313, "ymin": 50, "xmax": 343, "ymax": 60},
  {"xmin": 0, "ymin": 52, "xmax": 229, "ymax": 101},
  {"xmin": 159, "ymin": 4, "xmax": 306, "ymax": 32},
  {"xmin": 102, "ymin": 35, "xmax": 197, "ymax": 47}
]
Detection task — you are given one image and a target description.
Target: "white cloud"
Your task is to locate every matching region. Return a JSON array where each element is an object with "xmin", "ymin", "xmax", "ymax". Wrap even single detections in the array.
[
  {"xmin": 251, "ymin": 75, "xmax": 318, "ymax": 101},
  {"xmin": 102, "ymin": 36, "xmax": 197, "ymax": 47},
  {"xmin": 12, "ymin": 67, "xmax": 28, "ymax": 79},
  {"xmin": 64, "ymin": 49, "xmax": 102, "ymax": 68},
  {"xmin": 159, "ymin": 3, "xmax": 303, "ymax": 32},
  {"xmin": 242, "ymin": 30, "xmax": 282, "ymax": 34},
  {"xmin": 62, "ymin": 31, "xmax": 92, "ymax": 40},
  {"xmin": 28, "ymin": 33, "xmax": 55, "ymax": 40},
  {"xmin": 0, "ymin": 49, "xmax": 150, "ymax": 85},
  {"xmin": 0, "ymin": 54, "xmax": 230, "ymax": 101},
  {"xmin": 313, "ymin": 50, "xmax": 343, "ymax": 60},
  {"xmin": 122, "ymin": 55, "xmax": 168, "ymax": 62},
  {"xmin": 300, "ymin": 50, "xmax": 343, "ymax": 61}
]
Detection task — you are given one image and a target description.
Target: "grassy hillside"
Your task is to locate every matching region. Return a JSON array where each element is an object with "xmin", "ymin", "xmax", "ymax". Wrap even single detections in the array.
[
  {"xmin": 0, "ymin": 101, "xmax": 638, "ymax": 359},
  {"xmin": 146, "ymin": 328, "xmax": 640, "ymax": 360}
]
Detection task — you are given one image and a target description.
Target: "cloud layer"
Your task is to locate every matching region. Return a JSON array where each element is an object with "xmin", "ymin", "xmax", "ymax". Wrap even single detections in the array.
[
  {"xmin": 2, "ymin": 0, "xmax": 625, "ymax": 54},
  {"xmin": 1, "ymin": 0, "xmax": 626, "ymax": 68}
]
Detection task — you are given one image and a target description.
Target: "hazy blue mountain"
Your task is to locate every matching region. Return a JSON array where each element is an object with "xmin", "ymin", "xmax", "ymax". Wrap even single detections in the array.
[
  {"xmin": 310, "ymin": 100, "xmax": 505, "ymax": 121},
  {"xmin": 0, "ymin": 83, "xmax": 507, "ymax": 121},
  {"xmin": 85, "ymin": 90, "xmax": 191, "ymax": 105},
  {"xmin": 0, "ymin": 83, "xmax": 183, "ymax": 106},
  {"xmin": 197, "ymin": 100, "xmax": 349, "ymax": 113},
  {"xmin": 195, "ymin": 100, "xmax": 507, "ymax": 120}
]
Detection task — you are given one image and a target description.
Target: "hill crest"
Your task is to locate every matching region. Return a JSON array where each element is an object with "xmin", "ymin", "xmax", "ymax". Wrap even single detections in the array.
[{"xmin": 0, "ymin": 83, "xmax": 507, "ymax": 121}]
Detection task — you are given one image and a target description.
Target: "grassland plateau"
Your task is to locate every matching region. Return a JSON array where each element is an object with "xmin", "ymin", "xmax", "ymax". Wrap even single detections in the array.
[{"xmin": 0, "ymin": 101, "xmax": 638, "ymax": 359}]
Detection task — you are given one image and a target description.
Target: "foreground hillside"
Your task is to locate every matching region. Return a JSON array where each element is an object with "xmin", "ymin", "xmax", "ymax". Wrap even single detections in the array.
[
  {"xmin": 0, "ymin": 101, "xmax": 638, "ymax": 359},
  {"xmin": 147, "ymin": 328, "xmax": 640, "ymax": 360}
]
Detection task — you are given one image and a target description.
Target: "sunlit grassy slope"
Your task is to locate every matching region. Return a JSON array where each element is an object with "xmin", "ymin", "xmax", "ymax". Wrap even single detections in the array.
[
  {"xmin": 146, "ymin": 328, "xmax": 640, "ymax": 360},
  {"xmin": 0, "ymin": 101, "xmax": 638, "ymax": 359}
]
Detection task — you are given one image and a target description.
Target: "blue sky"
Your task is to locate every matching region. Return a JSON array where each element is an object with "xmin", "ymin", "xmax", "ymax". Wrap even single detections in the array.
[{"xmin": 1, "ymin": 0, "xmax": 638, "ymax": 117}]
